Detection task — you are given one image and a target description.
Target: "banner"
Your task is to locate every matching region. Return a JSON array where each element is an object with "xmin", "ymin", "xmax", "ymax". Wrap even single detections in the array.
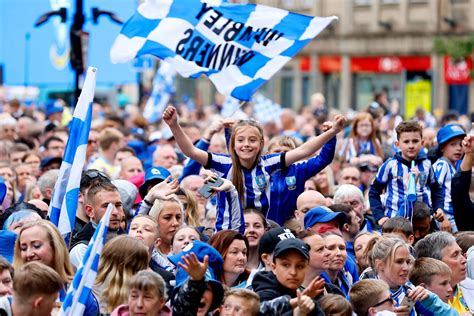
[{"xmin": 110, "ymin": 0, "xmax": 336, "ymax": 101}]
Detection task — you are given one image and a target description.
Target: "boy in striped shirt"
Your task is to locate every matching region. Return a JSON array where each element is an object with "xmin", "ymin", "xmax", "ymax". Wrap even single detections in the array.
[{"xmin": 368, "ymin": 121, "xmax": 449, "ymax": 230}]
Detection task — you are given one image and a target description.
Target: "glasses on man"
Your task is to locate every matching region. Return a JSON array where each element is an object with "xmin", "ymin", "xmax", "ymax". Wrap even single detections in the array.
[{"xmin": 370, "ymin": 296, "xmax": 395, "ymax": 310}]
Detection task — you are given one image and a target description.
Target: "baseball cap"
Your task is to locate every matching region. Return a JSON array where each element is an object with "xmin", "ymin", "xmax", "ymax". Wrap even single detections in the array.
[
  {"xmin": 273, "ymin": 238, "xmax": 310, "ymax": 261},
  {"xmin": 169, "ymin": 241, "xmax": 224, "ymax": 311},
  {"xmin": 304, "ymin": 206, "xmax": 347, "ymax": 230},
  {"xmin": 40, "ymin": 156, "xmax": 62, "ymax": 171},
  {"xmin": 45, "ymin": 99, "xmax": 64, "ymax": 118},
  {"xmin": 437, "ymin": 124, "xmax": 466, "ymax": 147},
  {"xmin": 258, "ymin": 227, "xmax": 296, "ymax": 257},
  {"xmin": 139, "ymin": 166, "xmax": 171, "ymax": 199}
]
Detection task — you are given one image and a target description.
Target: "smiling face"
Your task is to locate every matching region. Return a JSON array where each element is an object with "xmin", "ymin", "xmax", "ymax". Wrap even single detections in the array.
[
  {"xmin": 232, "ymin": 126, "xmax": 263, "ymax": 168},
  {"xmin": 396, "ymin": 131, "xmax": 423, "ymax": 161},
  {"xmin": 377, "ymin": 246, "xmax": 412, "ymax": 288},
  {"xmin": 271, "ymin": 250, "xmax": 308, "ymax": 290},
  {"xmin": 19, "ymin": 225, "xmax": 54, "ymax": 268},
  {"xmin": 441, "ymin": 137, "xmax": 463, "ymax": 165},
  {"xmin": 244, "ymin": 212, "xmax": 266, "ymax": 248}
]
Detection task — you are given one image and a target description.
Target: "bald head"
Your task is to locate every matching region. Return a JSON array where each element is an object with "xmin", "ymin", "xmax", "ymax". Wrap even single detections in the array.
[
  {"xmin": 295, "ymin": 190, "xmax": 327, "ymax": 220},
  {"xmin": 119, "ymin": 156, "xmax": 143, "ymax": 180}
]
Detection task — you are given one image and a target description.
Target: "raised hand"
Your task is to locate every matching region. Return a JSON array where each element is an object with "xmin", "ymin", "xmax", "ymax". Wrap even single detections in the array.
[
  {"xmin": 144, "ymin": 176, "xmax": 179, "ymax": 203},
  {"xmin": 407, "ymin": 286, "xmax": 429, "ymax": 302},
  {"xmin": 320, "ymin": 121, "xmax": 333, "ymax": 132},
  {"xmin": 301, "ymin": 276, "xmax": 325, "ymax": 298},
  {"xmin": 211, "ymin": 178, "xmax": 235, "ymax": 193},
  {"xmin": 203, "ymin": 120, "xmax": 224, "ymax": 140},
  {"xmin": 162, "ymin": 106, "xmax": 179, "ymax": 127},
  {"xmin": 293, "ymin": 289, "xmax": 315, "ymax": 316},
  {"xmin": 330, "ymin": 114, "xmax": 346, "ymax": 133},
  {"xmin": 178, "ymin": 253, "xmax": 209, "ymax": 281},
  {"xmin": 222, "ymin": 118, "xmax": 236, "ymax": 129}
]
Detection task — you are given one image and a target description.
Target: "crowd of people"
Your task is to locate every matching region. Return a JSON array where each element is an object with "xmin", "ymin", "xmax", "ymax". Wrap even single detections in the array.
[{"xmin": 0, "ymin": 91, "xmax": 473, "ymax": 316}]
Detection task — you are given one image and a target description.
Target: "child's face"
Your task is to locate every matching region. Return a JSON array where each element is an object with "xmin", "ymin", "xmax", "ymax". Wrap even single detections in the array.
[
  {"xmin": 425, "ymin": 274, "xmax": 453, "ymax": 303},
  {"xmin": 221, "ymin": 295, "xmax": 254, "ymax": 316},
  {"xmin": 271, "ymin": 251, "xmax": 308, "ymax": 290},
  {"xmin": 128, "ymin": 288, "xmax": 164, "ymax": 316},
  {"xmin": 198, "ymin": 285, "xmax": 214, "ymax": 316},
  {"xmin": 129, "ymin": 217, "xmax": 159, "ymax": 249},
  {"xmin": 234, "ymin": 127, "xmax": 262, "ymax": 165},
  {"xmin": 356, "ymin": 119, "xmax": 373, "ymax": 138},
  {"xmin": 441, "ymin": 137, "xmax": 463, "ymax": 164},
  {"xmin": 396, "ymin": 131, "xmax": 423, "ymax": 161}
]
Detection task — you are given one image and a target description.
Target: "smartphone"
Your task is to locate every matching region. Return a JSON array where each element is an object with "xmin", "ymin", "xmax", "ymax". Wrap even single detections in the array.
[{"xmin": 198, "ymin": 177, "xmax": 224, "ymax": 198}]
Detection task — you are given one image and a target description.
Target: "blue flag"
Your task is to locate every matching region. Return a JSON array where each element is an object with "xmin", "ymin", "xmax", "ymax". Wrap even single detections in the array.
[
  {"xmin": 143, "ymin": 61, "xmax": 176, "ymax": 123},
  {"xmin": 110, "ymin": 0, "xmax": 336, "ymax": 101},
  {"xmin": 49, "ymin": 67, "xmax": 96, "ymax": 237},
  {"xmin": 59, "ymin": 203, "xmax": 113, "ymax": 316}
]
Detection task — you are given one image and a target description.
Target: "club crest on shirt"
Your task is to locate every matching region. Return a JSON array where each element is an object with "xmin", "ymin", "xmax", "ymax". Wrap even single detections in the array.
[
  {"xmin": 255, "ymin": 175, "xmax": 267, "ymax": 190},
  {"xmin": 418, "ymin": 172, "xmax": 428, "ymax": 187},
  {"xmin": 285, "ymin": 176, "xmax": 296, "ymax": 190}
]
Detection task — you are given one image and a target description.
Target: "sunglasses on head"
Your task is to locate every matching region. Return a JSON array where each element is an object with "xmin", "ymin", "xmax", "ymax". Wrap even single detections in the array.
[{"xmin": 83, "ymin": 169, "xmax": 111, "ymax": 181}]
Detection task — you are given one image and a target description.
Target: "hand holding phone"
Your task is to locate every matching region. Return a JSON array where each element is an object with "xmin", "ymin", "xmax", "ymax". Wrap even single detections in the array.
[{"xmin": 198, "ymin": 176, "xmax": 224, "ymax": 198}]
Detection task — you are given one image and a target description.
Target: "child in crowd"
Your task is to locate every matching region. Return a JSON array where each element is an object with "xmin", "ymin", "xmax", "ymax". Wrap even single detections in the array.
[
  {"xmin": 369, "ymin": 121, "xmax": 448, "ymax": 229},
  {"xmin": 433, "ymin": 124, "xmax": 466, "ymax": 232},
  {"xmin": 382, "ymin": 216, "xmax": 415, "ymax": 245},
  {"xmin": 252, "ymin": 238, "xmax": 325, "ymax": 315},
  {"xmin": 412, "ymin": 201, "xmax": 436, "ymax": 244},
  {"xmin": 219, "ymin": 288, "xmax": 260, "ymax": 316},
  {"xmin": 0, "ymin": 257, "xmax": 13, "ymax": 297},
  {"xmin": 350, "ymin": 279, "xmax": 396, "ymax": 316},
  {"xmin": 319, "ymin": 293, "xmax": 353, "ymax": 316},
  {"xmin": 409, "ymin": 257, "xmax": 453, "ymax": 303},
  {"xmin": 163, "ymin": 105, "xmax": 345, "ymax": 232}
]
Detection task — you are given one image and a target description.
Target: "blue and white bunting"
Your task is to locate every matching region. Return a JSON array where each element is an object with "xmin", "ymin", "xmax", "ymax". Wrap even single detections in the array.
[
  {"xmin": 59, "ymin": 203, "xmax": 113, "ymax": 316},
  {"xmin": 49, "ymin": 67, "xmax": 96, "ymax": 237},
  {"xmin": 110, "ymin": 0, "xmax": 336, "ymax": 101},
  {"xmin": 143, "ymin": 61, "xmax": 176, "ymax": 123}
]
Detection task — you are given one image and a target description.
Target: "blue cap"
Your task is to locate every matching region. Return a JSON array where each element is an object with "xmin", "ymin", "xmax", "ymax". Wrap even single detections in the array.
[
  {"xmin": 304, "ymin": 206, "xmax": 347, "ymax": 230},
  {"xmin": 169, "ymin": 241, "xmax": 224, "ymax": 310},
  {"xmin": 45, "ymin": 99, "xmax": 64, "ymax": 117},
  {"xmin": 437, "ymin": 124, "xmax": 466, "ymax": 147},
  {"xmin": 139, "ymin": 166, "xmax": 171, "ymax": 198},
  {"xmin": 0, "ymin": 177, "xmax": 6, "ymax": 205},
  {"xmin": 0, "ymin": 230, "xmax": 17, "ymax": 263},
  {"xmin": 40, "ymin": 156, "xmax": 62, "ymax": 171}
]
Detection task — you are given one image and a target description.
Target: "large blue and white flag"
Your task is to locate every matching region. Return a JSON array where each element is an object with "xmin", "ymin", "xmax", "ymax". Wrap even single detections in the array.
[
  {"xmin": 49, "ymin": 67, "xmax": 96, "ymax": 236},
  {"xmin": 110, "ymin": 0, "xmax": 336, "ymax": 101},
  {"xmin": 60, "ymin": 203, "xmax": 113, "ymax": 316},
  {"xmin": 143, "ymin": 61, "xmax": 176, "ymax": 123},
  {"xmin": 252, "ymin": 93, "xmax": 281, "ymax": 124}
]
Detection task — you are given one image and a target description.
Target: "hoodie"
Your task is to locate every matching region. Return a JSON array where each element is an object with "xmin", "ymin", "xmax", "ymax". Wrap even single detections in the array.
[{"xmin": 252, "ymin": 271, "xmax": 324, "ymax": 316}]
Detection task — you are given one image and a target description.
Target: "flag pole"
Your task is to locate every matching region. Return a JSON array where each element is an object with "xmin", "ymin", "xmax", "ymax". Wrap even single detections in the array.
[{"xmin": 228, "ymin": 100, "xmax": 246, "ymax": 118}]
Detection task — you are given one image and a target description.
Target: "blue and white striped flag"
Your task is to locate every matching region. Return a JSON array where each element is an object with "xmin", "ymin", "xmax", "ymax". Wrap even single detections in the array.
[
  {"xmin": 143, "ymin": 61, "xmax": 176, "ymax": 123},
  {"xmin": 252, "ymin": 93, "xmax": 281, "ymax": 124},
  {"xmin": 59, "ymin": 203, "xmax": 113, "ymax": 316},
  {"xmin": 49, "ymin": 67, "xmax": 96, "ymax": 236},
  {"xmin": 110, "ymin": 0, "xmax": 336, "ymax": 101}
]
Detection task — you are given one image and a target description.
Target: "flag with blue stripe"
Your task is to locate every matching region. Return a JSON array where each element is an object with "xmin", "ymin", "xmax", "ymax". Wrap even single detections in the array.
[
  {"xmin": 49, "ymin": 67, "xmax": 96, "ymax": 236},
  {"xmin": 143, "ymin": 61, "xmax": 176, "ymax": 123},
  {"xmin": 110, "ymin": 0, "xmax": 337, "ymax": 101},
  {"xmin": 59, "ymin": 203, "xmax": 113, "ymax": 316}
]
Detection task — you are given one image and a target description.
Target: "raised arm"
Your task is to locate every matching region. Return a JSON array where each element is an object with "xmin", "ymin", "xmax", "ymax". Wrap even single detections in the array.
[
  {"xmin": 162, "ymin": 106, "xmax": 208, "ymax": 165},
  {"xmin": 285, "ymin": 114, "xmax": 346, "ymax": 166}
]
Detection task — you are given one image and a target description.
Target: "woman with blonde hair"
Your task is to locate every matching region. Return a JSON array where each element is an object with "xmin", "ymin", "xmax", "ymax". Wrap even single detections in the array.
[
  {"xmin": 13, "ymin": 220, "xmax": 99, "ymax": 315},
  {"xmin": 94, "ymin": 235, "xmax": 150, "ymax": 314}
]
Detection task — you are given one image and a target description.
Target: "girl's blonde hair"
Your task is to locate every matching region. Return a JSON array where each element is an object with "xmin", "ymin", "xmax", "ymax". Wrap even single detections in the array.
[
  {"xmin": 177, "ymin": 187, "xmax": 200, "ymax": 227},
  {"xmin": 149, "ymin": 196, "xmax": 184, "ymax": 220},
  {"xmin": 229, "ymin": 120, "xmax": 264, "ymax": 202},
  {"xmin": 13, "ymin": 220, "xmax": 74, "ymax": 284},
  {"xmin": 367, "ymin": 237, "xmax": 412, "ymax": 272},
  {"xmin": 95, "ymin": 235, "xmax": 150, "ymax": 313},
  {"xmin": 347, "ymin": 112, "xmax": 383, "ymax": 158}
]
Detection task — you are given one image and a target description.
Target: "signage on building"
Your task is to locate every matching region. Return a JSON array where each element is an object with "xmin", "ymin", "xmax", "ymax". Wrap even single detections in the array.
[
  {"xmin": 444, "ymin": 56, "xmax": 472, "ymax": 84},
  {"xmin": 318, "ymin": 56, "xmax": 431, "ymax": 73}
]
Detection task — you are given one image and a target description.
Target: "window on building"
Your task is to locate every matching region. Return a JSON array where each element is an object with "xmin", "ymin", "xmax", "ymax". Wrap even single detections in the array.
[{"xmin": 281, "ymin": 76, "xmax": 293, "ymax": 108}]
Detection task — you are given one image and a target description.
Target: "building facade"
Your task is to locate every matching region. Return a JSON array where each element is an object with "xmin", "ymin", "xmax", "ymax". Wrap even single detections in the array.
[{"xmin": 240, "ymin": 0, "xmax": 474, "ymax": 117}]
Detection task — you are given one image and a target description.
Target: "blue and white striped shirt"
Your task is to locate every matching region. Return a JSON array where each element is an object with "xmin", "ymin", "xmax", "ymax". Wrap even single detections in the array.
[
  {"xmin": 433, "ymin": 157, "xmax": 459, "ymax": 216},
  {"xmin": 369, "ymin": 152, "xmax": 443, "ymax": 222}
]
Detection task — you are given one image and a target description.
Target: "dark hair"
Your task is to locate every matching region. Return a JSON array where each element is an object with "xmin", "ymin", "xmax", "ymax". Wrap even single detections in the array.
[
  {"xmin": 0, "ymin": 202, "xmax": 46, "ymax": 229},
  {"xmin": 0, "ymin": 256, "xmax": 14, "ymax": 278},
  {"xmin": 455, "ymin": 231, "xmax": 474, "ymax": 254},
  {"xmin": 208, "ymin": 230, "xmax": 250, "ymax": 285},
  {"xmin": 395, "ymin": 121, "xmax": 422, "ymax": 139},
  {"xmin": 43, "ymin": 136, "xmax": 64, "ymax": 149},
  {"xmin": 243, "ymin": 208, "xmax": 268, "ymax": 230},
  {"xmin": 117, "ymin": 146, "xmax": 136, "ymax": 156},
  {"xmin": 413, "ymin": 201, "xmax": 431, "ymax": 221},
  {"xmin": 319, "ymin": 294, "xmax": 352, "ymax": 316},
  {"xmin": 382, "ymin": 216, "xmax": 413, "ymax": 238},
  {"xmin": 80, "ymin": 169, "xmax": 112, "ymax": 194},
  {"xmin": 329, "ymin": 204, "xmax": 353, "ymax": 225}
]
